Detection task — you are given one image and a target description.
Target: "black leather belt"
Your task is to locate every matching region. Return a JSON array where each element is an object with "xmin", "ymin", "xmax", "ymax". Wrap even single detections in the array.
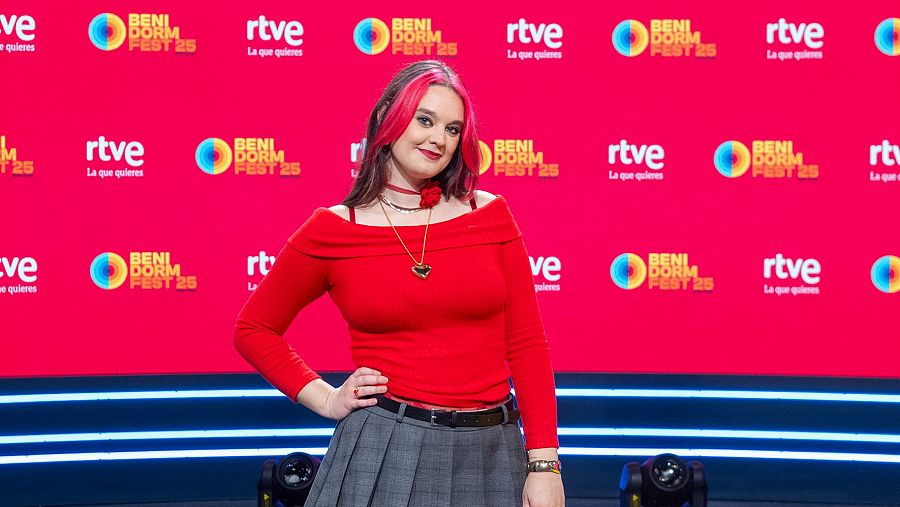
[{"xmin": 367, "ymin": 394, "xmax": 519, "ymax": 427}]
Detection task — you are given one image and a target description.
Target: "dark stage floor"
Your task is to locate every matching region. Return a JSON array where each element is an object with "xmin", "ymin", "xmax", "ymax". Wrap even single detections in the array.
[{"xmin": 48, "ymin": 501, "xmax": 885, "ymax": 507}]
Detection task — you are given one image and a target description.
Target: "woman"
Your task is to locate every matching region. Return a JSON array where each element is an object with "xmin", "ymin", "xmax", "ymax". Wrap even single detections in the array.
[{"xmin": 234, "ymin": 60, "xmax": 564, "ymax": 507}]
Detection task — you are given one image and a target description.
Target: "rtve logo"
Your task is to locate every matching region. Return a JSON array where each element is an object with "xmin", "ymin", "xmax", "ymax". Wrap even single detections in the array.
[
  {"xmin": 349, "ymin": 138, "xmax": 367, "ymax": 177},
  {"xmin": 507, "ymin": 18, "xmax": 562, "ymax": 49},
  {"xmin": 86, "ymin": 136, "xmax": 145, "ymax": 167},
  {"xmin": 608, "ymin": 140, "xmax": 664, "ymax": 170},
  {"xmin": 529, "ymin": 255, "xmax": 561, "ymax": 281},
  {"xmin": 247, "ymin": 250, "xmax": 276, "ymax": 276},
  {"xmin": 350, "ymin": 138, "xmax": 367, "ymax": 163},
  {"xmin": 0, "ymin": 256, "xmax": 37, "ymax": 283},
  {"xmin": 870, "ymin": 140, "xmax": 900, "ymax": 166},
  {"xmin": 763, "ymin": 254, "xmax": 821, "ymax": 284},
  {"xmin": 766, "ymin": 18, "xmax": 823, "ymax": 48},
  {"xmin": 246, "ymin": 16, "xmax": 303, "ymax": 47},
  {"xmin": 0, "ymin": 14, "xmax": 35, "ymax": 41}
]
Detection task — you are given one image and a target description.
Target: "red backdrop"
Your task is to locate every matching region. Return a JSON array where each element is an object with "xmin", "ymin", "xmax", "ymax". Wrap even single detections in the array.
[{"xmin": 2, "ymin": 1, "xmax": 899, "ymax": 378}]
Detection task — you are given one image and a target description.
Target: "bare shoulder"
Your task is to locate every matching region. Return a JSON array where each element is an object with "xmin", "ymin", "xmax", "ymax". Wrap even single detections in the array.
[
  {"xmin": 473, "ymin": 189, "xmax": 498, "ymax": 206},
  {"xmin": 326, "ymin": 204, "xmax": 351, "ymax": 221}
]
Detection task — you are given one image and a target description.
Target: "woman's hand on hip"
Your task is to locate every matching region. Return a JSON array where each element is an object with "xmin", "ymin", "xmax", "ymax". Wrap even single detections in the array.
[
  {"xmin": 523, "ymin": 471, "xmax": 565, "ymax": 507},
  {"xmin": 325, "ymin": 366, "xmax": 389, "ymax": 420}
]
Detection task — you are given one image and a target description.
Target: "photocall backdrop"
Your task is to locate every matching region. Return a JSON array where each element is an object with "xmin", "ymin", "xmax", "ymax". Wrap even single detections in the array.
[{"xmin": 2, "ymin": 1, "xmax": 899, "ymax": 381}]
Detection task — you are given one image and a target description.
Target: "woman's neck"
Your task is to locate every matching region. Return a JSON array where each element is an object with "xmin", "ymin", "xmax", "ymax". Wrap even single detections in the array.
[
  {"xmin": 381, "ymin": 186, "xmax": 423, "ymax": 208},
  {"xmin": 383, "ymin": 169, "xmax": 431, "ymax": 207}
]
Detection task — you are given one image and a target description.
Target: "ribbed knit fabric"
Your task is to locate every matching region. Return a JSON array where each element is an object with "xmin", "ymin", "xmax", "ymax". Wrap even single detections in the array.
[{"xmin": 233, "ymin": 195, "xmax": 559, "ymax": 450}]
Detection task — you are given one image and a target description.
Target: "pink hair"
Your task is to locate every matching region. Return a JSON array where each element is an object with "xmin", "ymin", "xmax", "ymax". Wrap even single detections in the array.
[{"xmin": 343, "ymin": 60, "xmax": 481, "ymax": 207}]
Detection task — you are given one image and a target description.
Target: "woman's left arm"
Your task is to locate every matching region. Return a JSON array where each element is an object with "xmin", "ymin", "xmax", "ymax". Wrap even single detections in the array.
[
  {"xmin": 500, "ymin": 233, "xmax": 560, "ymax": 450},
  {"xmin": 499, "ymin": 233, "xmax": 565, "ymax": 506}
]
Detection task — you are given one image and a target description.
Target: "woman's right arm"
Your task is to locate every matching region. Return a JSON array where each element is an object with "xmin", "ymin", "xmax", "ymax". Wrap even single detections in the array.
[
  {"xmin": 233, "ymin": 241, "xmax": 333, "ymax": 417},
  {"xmin": 234, "ymin": 240, "xmax": 390, "ymax": 420}
]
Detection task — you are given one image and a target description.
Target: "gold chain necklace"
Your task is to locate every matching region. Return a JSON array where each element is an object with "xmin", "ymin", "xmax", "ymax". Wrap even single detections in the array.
[{"xmin": 378, "ymin": 195, "xmax": 432, "ymax": 280}]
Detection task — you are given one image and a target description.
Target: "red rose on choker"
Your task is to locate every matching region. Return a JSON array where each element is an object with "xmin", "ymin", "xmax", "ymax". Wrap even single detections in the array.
[{"xmin": 419, "ymin": 182, "xmax": 442, "ymax": 208}]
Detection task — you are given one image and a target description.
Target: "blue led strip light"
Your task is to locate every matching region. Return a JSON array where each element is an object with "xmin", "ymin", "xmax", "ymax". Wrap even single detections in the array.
[
  {"xmin": 0, "ymin": 390, "xmax": 282, "ymax": 404},
  {"xmin": 553, "ymin": 389, "xmax": 900, "ymax": 403},
  {"xmin": 4, "ymin": 388, "xmax": 900, "ymax": 404},
  {"xmin": 559, "ymin": 448, "xmax": 900, "ymax": 463},
  {"xmin": 5, "ymin": 428, "xmax": 900, "ymax": 445},
  {"xmin": 0, "ymin": 448, "xmax": 329, "ymax": 465},
  {"xmin": 4, "ymin": 447, "xmax": 900, "ymax": 465},
  {"xmin": 0, "ymin": 429, "xmax": 335, "ymax": 444},
  {"xmin": 558, "ymin": 428, "xmax": 900, "ymax": 443}
]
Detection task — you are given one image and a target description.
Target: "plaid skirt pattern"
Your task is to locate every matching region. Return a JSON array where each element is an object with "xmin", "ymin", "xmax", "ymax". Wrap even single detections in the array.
[{"xmin": 303, "ymin": 398, "xmax": 528, "ymax": 507}]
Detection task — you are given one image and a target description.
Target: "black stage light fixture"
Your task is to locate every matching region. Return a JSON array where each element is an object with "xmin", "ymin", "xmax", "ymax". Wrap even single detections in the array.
[
  {"xmin": 258, "ymin": 452, "xmax": 322, "ymax": 507},
  {"xmin": 619, "ymin": 453, "xmax": 707, "ymax": 507}
]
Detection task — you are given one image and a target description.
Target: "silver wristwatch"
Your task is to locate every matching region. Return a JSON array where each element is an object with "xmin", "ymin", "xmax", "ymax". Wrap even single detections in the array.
[{"xmin": 526, "ymin": 459, "xmax": 562, "ymax": 474}]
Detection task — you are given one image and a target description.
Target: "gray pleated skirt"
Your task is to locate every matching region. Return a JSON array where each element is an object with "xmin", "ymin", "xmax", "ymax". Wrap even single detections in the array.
[{"xmin": 304, "ymin": 399, "xmax": 528, "ymax": 507}]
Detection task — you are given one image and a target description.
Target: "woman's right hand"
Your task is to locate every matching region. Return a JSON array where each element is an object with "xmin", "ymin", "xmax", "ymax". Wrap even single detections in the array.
[{"xmin": 325, "ymin": 367, "xmax": 389, "ymax": 420}]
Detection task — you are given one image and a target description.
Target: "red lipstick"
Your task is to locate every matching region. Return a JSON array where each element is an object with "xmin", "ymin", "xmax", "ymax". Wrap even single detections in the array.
[{"xmin": 418, "ymin": 148, "xmax": 440, "ymax": 160}]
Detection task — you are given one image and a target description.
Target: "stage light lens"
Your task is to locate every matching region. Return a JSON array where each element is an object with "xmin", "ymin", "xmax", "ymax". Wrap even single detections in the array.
[
  {"xmin": 280, "ymin": 455, "xmax": 314, "ymax": 488},
  {"xmin": 651, "ymin": 454, "xmax": 687, "ymax": 489}
]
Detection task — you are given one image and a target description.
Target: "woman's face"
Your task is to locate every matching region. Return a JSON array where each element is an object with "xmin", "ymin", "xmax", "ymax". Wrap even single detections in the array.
[{"xmin": 388, "ymin": 85, "xmax": 464, "ymax": 184}]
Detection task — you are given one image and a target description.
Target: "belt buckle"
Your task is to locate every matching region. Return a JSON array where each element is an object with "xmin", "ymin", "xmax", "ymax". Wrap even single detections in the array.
[{"xmin": 430, "ymin": 409, "xmax": 439, "ymax": 426}]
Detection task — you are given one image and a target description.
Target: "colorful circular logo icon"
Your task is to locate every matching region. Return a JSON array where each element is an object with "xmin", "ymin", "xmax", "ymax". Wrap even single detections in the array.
[
  {"xmin": 354, "ymin": 18, "xmax": 390, "ymax": 55},
  {"xmin": 195, "ymin": 138, "xmax": 233, "ymax": 175},
  {"xmin": 610, "ymin": 253, "xmax": 647, "ymax": 290},
  {"xmin": 875, "ymin": 18, "xmax": 899, "ymax": 56},
  {"xmin": 871, "ymin": 255, "xmax": 900, "ymax": 293},
  {"xmin": 90, "ymin": 252, "xmax": 128, "ymax": 290},
  {"xmin": 612, "ymin": 20, "xmax": 649, "ymax": 57},
  {"xmin": 88, "ymin": 13, "xmax": 127, "ymax": 51},
  {"xmin": 478, "ymin": 140, "xmax": 492, "ymax": 175},
  {"xmin": 714, "ymin": 141, "xmax": 751, "ymax": 178}
]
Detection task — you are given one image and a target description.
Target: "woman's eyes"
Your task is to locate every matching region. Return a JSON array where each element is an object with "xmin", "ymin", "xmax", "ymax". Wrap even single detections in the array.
[{"xmin": 417, "ymin": 116, "xmax": 461, "ymax": 136}]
